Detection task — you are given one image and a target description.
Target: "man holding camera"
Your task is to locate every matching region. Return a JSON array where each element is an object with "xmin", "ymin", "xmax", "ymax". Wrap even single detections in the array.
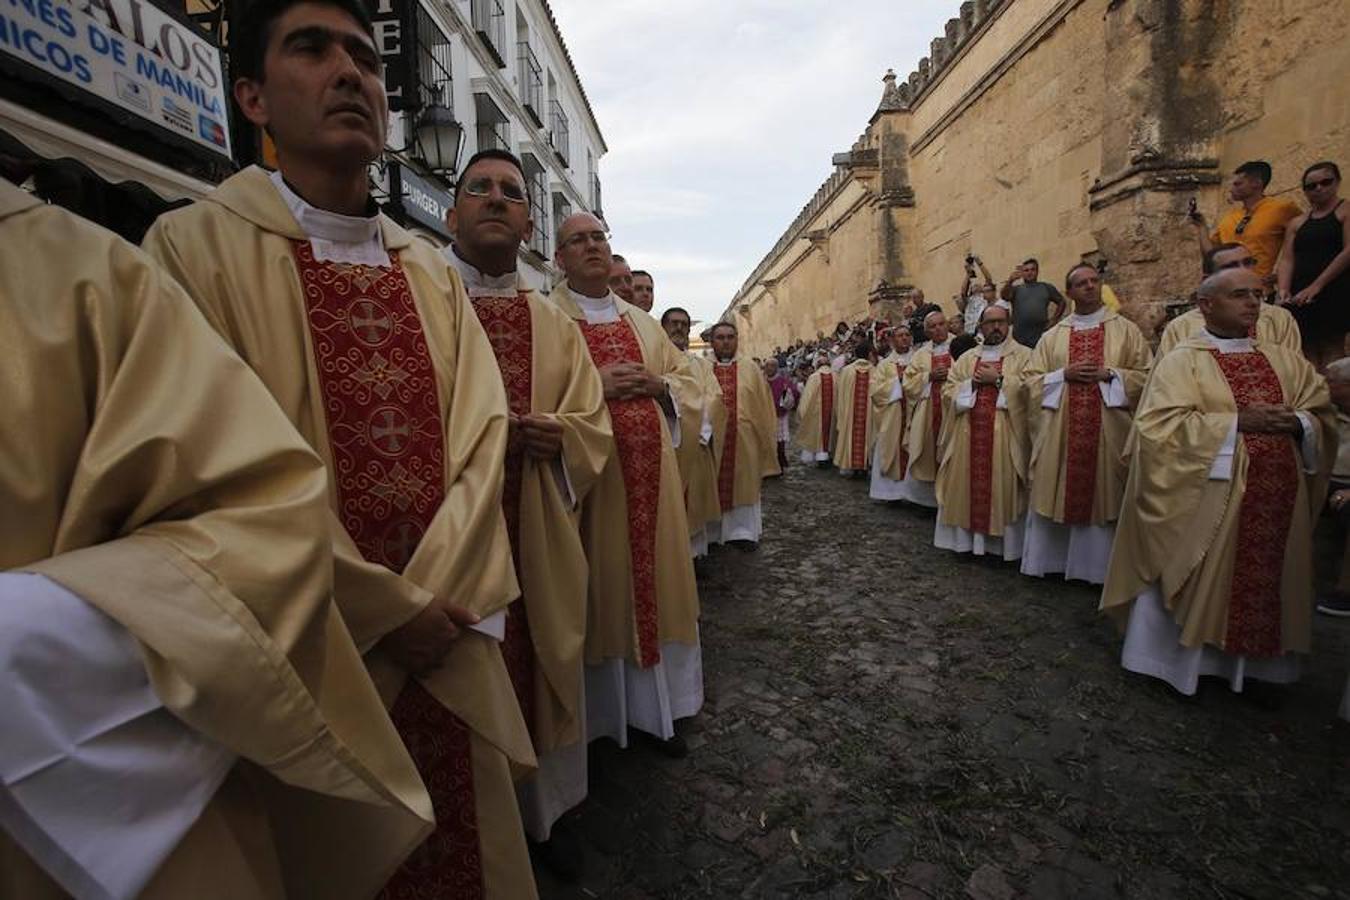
[
  {"xmin": 1001, "ymin": 258, "xmax": 1066, "ymax": 349},
  {"xmin": 1188, "ymin": 160, "xmax": 1301, "ymax": 283},
  {"xmin": 959, "ymin": 254, "xmax": 999, "ymax": 336}
]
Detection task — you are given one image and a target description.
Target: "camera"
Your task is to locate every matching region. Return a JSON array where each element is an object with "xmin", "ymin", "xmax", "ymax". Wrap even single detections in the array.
[{"xmin": 965, "ymin": 253, "xmax": 976, "ymax": 266}]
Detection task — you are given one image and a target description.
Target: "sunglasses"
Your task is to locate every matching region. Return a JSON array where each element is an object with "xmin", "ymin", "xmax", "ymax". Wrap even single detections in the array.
[
  {"xmin": 1234, "ymin": 212, "xmax": 1254, "ymax": 235},
  {"xmin": 1303, "ymin": 176, "xmax": 1337, "ymax": 191}
]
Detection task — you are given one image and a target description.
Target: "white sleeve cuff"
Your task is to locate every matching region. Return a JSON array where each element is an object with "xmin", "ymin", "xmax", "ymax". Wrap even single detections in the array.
[
  {"xmin": 0, "ymin": 572, "xmax": 235, "ymax": 900},
  {"xmin": 663, "ymin": 384, "xmax": 682, "ymax": 450},
  {"xmin": 469, "ymin": 609, "xmax": 507, "ymax": 641},
  {"xmin": 1208, "ymin": 419, "xmax": 1238, "ymax": 481},
  {"xmin": 888, "ymin": 379, "xmax": 903, "ymax": 404},
  {"xmin": 996, "ymin": 388, "xmax": 1009, "ymax": 410},
  {"xmin": 1295, "ymin": 411, "xmax": 1319, "ymax": 474},
  {"xmin": 1099, "ymin": 370, "xmax": 1128, "ymax": 408},
  {"xmin": 954, "ymin": 380, "xmax": 976, "ymax": 412},
  {"xmin": 1041, "ymin": 369, "xmax": 1066, "ymax": 410}
]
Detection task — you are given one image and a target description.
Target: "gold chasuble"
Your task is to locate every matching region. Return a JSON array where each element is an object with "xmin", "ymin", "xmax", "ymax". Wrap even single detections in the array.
[
  {"xmin": 833, "ymin": 359, "xmax": 876, "ymax": 471},
  {"xmin": 870, "ymin": 353, "xmax": 913, "ymax": 481},
  {"xmin": 464, "ymin": 282, "xmax": 611, "ymax": 754},
  {"xmin": 1102, "ymin": 337, "xmax": 1333, "ymax": 655},
  {"xmin": 936, "ymin": 343, "xmax": 1033, "ymax": 536},
  {"xmin": 0, "ymin": 182, "xmax": 431, "ymax": 900},
  {"xmin": 678, "ymin": 353, "xmax": 725, "ymax": 536},
  {"xmin": 713, "ymin": 357, "xmax": 781, "ymax": 510},
  {"xmin": 143, "ymin": 168, "xmax": 535, "ymax": 900},
  {"xmin": 1156, "ymin": 303, "xmax": 1301, "ymax": 357},
  {"xmin": 550, "ymin": 285, "xmax": 701, "ymax": 667},
  {"xmin": 901, "ymin": 342, "xmax": 954, "ymax": 483},
  {"xmin": 1023, "ymin": 312, "xmax": 1152, "ymax": 526},
  {"xmin": 795, "ymin": 366, "xmax": 837, "ymax": 458}
]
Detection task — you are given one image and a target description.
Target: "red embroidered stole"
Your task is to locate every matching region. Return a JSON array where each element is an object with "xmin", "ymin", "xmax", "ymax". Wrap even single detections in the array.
[
  {"xmin": 289, "ymin": 242, "xmax": 483, "ymax": 900},
  {"xmin": 849, "ymin": 366, "xmax": 870, "ymax": 470},
  {"xmin": 819, "ymin": 372, "xmax": 834, "ymax": 449},
  {"xmin": 714, "ymin": 362, "xmax": 739, "ymax": 512},
  {"xmin": 1063, "ymin": 326, "xmax": 1105, "ymax": 525},
  {"xmin": 968, "ymin": 358, "xmax": 1004, "ymax": 534},
  {"xmin": 1212, "ymin": 350, "xmax": 1300, "ymax": 657},
  {"xmin": 578, "ymin": 319, "xmax": 662, "ymax": 668},
  {"xmin": 471, "ymin": 292, "xmax": 536, "ymax": 738},
  {"xmin": 930, "ymin": 351, "xmax": 951, "ymax": 444}
]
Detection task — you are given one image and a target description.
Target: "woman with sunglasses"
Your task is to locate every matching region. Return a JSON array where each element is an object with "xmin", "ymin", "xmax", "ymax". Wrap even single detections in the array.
[{"xmin": 1278, "ymin": 161, "xmax": 1350, "ymax": 369}]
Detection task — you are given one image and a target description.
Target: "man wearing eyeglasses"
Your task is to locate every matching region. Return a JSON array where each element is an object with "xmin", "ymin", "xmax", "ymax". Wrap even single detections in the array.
[
  {"xmin": 1102, "ymin": 267, "xmax": 1333, "ymax": 700},
  {"xmin": 1189, "ymin": 160, "xmax": 1301, "ymax": 283},
  {"xmin": 444, "ymin": 149, "xmax": 613, "ymax": 881},
  {"xmin": 142, "ymin": 1, "xmax": 538, "ymax": 894},
  {"xmin": 551, "ymin": 213, "xmax": 704, "ymax": 760},
  {"xmin": 1157, "ymin": 243, "xmax": 1302, "ymax": 356}
]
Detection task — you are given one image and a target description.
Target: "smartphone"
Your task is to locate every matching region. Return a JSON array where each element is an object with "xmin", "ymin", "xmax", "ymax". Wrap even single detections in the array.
[{"xmin": 1187, "ymin": 197, "xmax": 1199, "ymax": 220}]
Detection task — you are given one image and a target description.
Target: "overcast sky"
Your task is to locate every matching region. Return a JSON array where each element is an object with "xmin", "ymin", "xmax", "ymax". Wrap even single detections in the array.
[{"xmin": 548, "ymin": 0, "xmax": 960, "ymax": 328}]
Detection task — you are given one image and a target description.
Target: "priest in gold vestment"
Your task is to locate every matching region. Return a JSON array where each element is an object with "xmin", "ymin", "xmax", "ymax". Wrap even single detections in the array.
[
  {"xmin": 833, "ymin": 342, "xmax": 878, "ymax": 475},
  {"xmin": 662, "ymin": 307, "xmax": 725, "ymax": 558},
  {"xmin": 934, "ymin": 306, "xmax": 1032, "ymax": 560},
  {"xmin": 899, "ymin": 311, "xmax": 955, "ymax": 507},
  {"xmin": 707, "ymin": 322, "xmax": 781, "ymax": 548},
  {"xmin": 552, "ymin": 213, "xmax": 703, "ymax": 758},
  {"xmin": 1020, "ymin": 265, "xmax": 1152, "ymax": 586},
  {"xmin": 444, "ymin": 150, "xmax": 612, "ymax": 875},
  {"xmin": 143, "ymin": 4, "xmax": 535, "ymax": 895},
  {"xmin": 0, "ymin": 177, "xmax": 432, "ymax": 900},
  {"xmin": 1101, "ymin": 269, "xmax": 1333, "ymax": 696},
  {"xmin": 796, "ymin": 353, "xmax": 838, "ymax": 465},
  {"xmin": 869, "ymin": 326, "xmax": 916, "ymax": 501}
]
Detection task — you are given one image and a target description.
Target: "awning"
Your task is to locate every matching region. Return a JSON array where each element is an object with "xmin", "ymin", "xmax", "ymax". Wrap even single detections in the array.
[{"xmin": 0, "ymin": 97, "xmax": 215, "ymax": 203}]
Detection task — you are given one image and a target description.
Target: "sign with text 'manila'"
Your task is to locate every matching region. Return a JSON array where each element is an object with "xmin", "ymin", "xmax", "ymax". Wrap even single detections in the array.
[{"xmin": 0, "ymin": 0, "xmax": 232, "ymax": 160}]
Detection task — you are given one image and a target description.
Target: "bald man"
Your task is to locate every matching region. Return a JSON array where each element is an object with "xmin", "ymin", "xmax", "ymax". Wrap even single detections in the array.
[{"xmin": 1102, "ymin": 268, "xmax": 1333, "ymax": 697}]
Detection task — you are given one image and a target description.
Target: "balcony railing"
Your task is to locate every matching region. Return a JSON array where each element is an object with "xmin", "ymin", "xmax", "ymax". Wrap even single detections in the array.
[
  {"xmin": 522, "ymin": 155, "xmax": 548, "ymax": 257},
  {"xmin": 517, "ymin": 42, "xmax": 543, "ymax": 127},
  {"xmin": 413, "ymin": 3, "xmax": 453, "ymax": 110},
  {"xmin": 470, "ymin": 0, "xmax": 506, "ymax": 67},
  {"xmin": 549, "ymin": 100, "xmax": 570, "ymax": 168}
]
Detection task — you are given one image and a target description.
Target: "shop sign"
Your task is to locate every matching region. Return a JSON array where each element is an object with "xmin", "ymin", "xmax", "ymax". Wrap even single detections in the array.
[
  {"xmin": 392, "ymin": 162, "xmax": 452, "ymax": 239},
  {"xmin": 0, "ymin": 0, "xmax": 231, "ymax": 160}
]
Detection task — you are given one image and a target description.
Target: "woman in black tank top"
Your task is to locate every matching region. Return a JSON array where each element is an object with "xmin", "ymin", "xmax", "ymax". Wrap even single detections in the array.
[{"xmin": 1278, "ymin": 161, "xmax": 1350, "ymax": 369}]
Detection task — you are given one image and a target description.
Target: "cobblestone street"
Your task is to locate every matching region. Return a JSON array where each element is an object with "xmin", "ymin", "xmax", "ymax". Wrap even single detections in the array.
[{"xmin": 539, "ymin": 463, "xmax": 1350, "ymax": 900}]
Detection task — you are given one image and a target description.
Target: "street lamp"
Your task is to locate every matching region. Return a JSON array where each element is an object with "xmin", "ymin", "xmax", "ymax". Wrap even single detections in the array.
[{"xmin": 414, "ymin": 103, "xmax": 464, "ymax": 177}]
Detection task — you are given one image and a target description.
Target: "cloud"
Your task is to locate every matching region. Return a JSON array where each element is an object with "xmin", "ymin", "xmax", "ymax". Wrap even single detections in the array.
[{"xmin": 548, "ymin": 0, "xmax": 961, "ymax": 325}]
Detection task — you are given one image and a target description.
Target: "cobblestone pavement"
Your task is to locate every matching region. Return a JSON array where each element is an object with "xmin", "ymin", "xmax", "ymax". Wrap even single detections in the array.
[{"xmin": 537, "ymin": 462, "xmax": 1350, "ymax": 900}]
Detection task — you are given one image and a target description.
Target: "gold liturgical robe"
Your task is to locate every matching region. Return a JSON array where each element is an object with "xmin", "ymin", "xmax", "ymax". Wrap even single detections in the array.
[
  {"xmin": 0, "ymin": 182, "xmax": 431, "ymax": 900},
  {"xmin": 1023, "ymin": 312, "xmax": 1152, "ymax": 525},
  {"xmin": 469, "ymin": 283, "xmax": 612, "ymax": 754},
  {"xmin": 1101, "ymin": 337, "xmax": 1333, "ymax": 653},
  {"xmin": 902, "ymin": 343, "xmax": 954, "ymax": 482},
  {"xmin": 713, "ymin": 356, "xmax": 782, "ymax": 508},
  {"xmin": 678, "ymin": 352, "xmax": 725, "ymax": 535},
  {"xmin": 870, "ymin": 352, "xmax": 913, "ymax": 480},
  {"xmin": 833, "ymin": 359, "xmax": 876, "ymax": 470},
  {"xmin": 936, "ymin": 342, "xmax": 1033, "ymax": 535},
  {"xmin": 143, "ymin": 167, "xmax": 534, "ymax": 899},
  {"xmin": 1157, "ymin": 303, "xmax": 1301, "ymax": 357},
  {"xmin": 550, "ymin": 285, "xmax": 702, "ymax": 664},
  {"xmin": 795, "ymin": 366, "xmax": 837, "ymax": 457}
]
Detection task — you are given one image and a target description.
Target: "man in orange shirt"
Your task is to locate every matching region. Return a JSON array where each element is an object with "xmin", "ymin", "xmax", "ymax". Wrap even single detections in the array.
[{"xmin": 1189, "ymin": 160, "xmax": 1301, "ymax": 283}]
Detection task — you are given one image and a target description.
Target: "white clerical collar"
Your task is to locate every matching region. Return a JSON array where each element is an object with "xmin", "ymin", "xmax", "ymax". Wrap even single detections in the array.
[
  {"xmin": 1070, "ymin": 307, "xmax": 1107, "ymax": 330},
  {"xmin": 979, "ymin": 345, "xmax": 1003, "ymax": 361},
  {"xmin": 888, "ymin": 350, "xmax": 913, "ymax": 365},
  {"xmin": 930, "ymin": 340, "xmax": 951, "ymax": 354},
  {"xmin": 270, "ymin": 170, "xmax": 389, "ymax": 268},
  {"xmin": 571, "ymin": 285, "xmax": 620, "ymax": 324},
  {"xmin": 1201, "ymin": 328, "xmax": 1255, "ymax": 354},
  {"xmin": 445, "ymin": 245, "xmax": 518, "ymax": 298},
  {"xmin": 715, "ymin": 357, "xmax": 736, "ymax": 366}
]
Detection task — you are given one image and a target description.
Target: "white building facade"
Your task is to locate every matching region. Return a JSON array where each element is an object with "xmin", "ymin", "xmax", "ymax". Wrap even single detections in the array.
[{"xmin": 376, "ymin": 0, "xmax": 607, "ymax": 292}]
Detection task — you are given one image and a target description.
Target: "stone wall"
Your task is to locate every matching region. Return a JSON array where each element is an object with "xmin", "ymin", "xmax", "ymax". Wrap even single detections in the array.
[{"xmin": 726, "ymin": 0, "xmax": 1350, "ymax": 356}]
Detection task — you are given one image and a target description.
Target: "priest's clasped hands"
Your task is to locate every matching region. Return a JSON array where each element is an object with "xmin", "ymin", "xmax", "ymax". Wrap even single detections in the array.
[
  {"xmin": 928, "ymin": 364, "xmax": 950, "ymax": 383},
  {"xmin": 973, "ymin": 362, "xmax": 1001, "ymax": 385},
  {"xmin": 382, "ymin": 599, "xmax": 483, "ymax": 674},
  {"xmin": 1064, "ymin": 361, "xmax": 1116, "ymax": 383},
  {"xmin": 509, "ymin": 413, "xmax": 565, "ymax": 459},
  {"xmin": 600, "ymin": 362, "xmax": 666, "ymax": 401},
  {"xmin": 1237, "ymin": 403, "xmax": 1303, "ymax": 435}
]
